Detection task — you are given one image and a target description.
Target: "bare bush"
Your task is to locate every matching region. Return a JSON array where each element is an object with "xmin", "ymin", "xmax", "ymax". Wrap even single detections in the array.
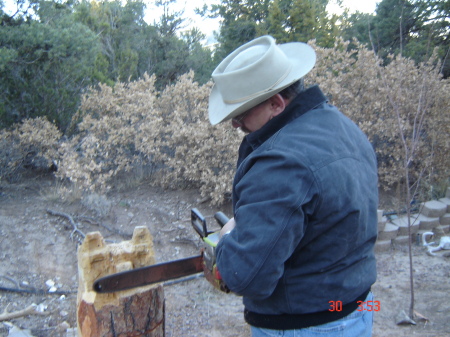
[
  {"xmin": 0, "ymin": 117, "xmax": 61, "ymax": 181},
  {"xmin": 149, "ymin": 71, "xmax": 241, "ymax": 204},
  {"xmin": 3, "ymin": 41, "xmax": 447, "ymax": 206},
  {"xmin": 56, "ymin": 74, "xmax": 162, "ymax": 193},
  {"xmin": 56, "ymin": 71, "xmax": 240, "ymax": 204},
  {"xmin": 307, "ymin": 39, "xmax": 449, "ymax": 195}
]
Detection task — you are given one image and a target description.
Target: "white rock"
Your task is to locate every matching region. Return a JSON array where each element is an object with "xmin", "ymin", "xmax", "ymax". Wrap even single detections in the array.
[
  {"xmin": 36, "ymin": 303, "xmax": 47, "ymax": 312},
  {"xmin": 45, "ymin": 279, "xmax": 55, "ymax": 288}
]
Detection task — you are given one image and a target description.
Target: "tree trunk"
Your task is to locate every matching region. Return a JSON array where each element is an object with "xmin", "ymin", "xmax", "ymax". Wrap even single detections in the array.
[{"xmin": 77, "ymin": 227, "xmax": 165, "ymax": 337}]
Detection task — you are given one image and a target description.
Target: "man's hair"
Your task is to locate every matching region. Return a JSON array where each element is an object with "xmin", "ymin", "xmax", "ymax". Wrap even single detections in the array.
[{"xmin": 279, "ymin": 79, "xmax": 305, "ymax": 100}]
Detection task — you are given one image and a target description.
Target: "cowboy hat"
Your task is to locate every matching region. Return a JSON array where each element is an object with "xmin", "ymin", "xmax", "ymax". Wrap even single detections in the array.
[{"xmin": 208, "ymin": 35, "xmax": 316, "ymax": 125}]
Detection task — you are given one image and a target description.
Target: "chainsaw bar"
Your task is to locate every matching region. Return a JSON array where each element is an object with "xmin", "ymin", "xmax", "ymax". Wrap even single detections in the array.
[{"xmin": 93, "ymin": 254, "xmax": 204, "ymax": 293}]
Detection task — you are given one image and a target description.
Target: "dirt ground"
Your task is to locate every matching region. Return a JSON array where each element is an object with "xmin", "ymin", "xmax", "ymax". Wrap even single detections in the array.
[{"xmin": 0, "ymin": 174, "xmax": 449, "ymax": 337}]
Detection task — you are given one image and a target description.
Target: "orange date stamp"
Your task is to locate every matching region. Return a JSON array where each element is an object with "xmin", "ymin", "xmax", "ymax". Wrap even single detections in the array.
[{"xmin": 328, "ymin": 300, "xmax": 380, "ymax": 312}]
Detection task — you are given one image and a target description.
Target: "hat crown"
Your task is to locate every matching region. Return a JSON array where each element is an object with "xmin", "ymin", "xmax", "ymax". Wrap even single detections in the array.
[
  {"xmin": 224, "ymin": 45, "xmax": 267, "ymax": 72},
  {"xmin": 212, "ymin": 36, "xmax": 291, "ymax": 105},
  {"xmin": 208, "ymin": 35, "xmax": 316, "ymax": 125}
]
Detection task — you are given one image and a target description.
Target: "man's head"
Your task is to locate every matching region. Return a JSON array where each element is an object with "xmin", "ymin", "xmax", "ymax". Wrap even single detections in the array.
[
  {"xmin": 230, "ymin": 80, "xmax": 305, "ymax": 133},
  {"xmin": 208, "ymin": 35, "xmax": 316, "ymax": 128}
]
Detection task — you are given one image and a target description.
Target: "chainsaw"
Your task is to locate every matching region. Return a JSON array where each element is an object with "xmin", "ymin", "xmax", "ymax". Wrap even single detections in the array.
[{"xmin": 93, "ymin": 208, "xmax": 230, "ymax": 293}]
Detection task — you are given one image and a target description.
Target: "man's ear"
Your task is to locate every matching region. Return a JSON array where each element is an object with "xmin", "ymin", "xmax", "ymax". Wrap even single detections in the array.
[{"xmin": 269, "ymin": 94, "xmax": 287, "ymax": 118}]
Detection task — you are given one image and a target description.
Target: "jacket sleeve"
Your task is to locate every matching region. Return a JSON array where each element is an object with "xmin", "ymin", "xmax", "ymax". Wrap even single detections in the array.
[{"xmin": 215, "ymin": 147, "xmax": 318, "ymax": 299}]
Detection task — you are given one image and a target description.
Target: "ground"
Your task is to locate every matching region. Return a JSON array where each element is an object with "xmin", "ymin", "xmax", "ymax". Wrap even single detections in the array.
[{"xmin": 0, "ymin": 174, "xmax": 449, "ymax": 337}]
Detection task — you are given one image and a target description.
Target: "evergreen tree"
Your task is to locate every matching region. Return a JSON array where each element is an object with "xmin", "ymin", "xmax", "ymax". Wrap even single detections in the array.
[
  {"xmin": 208, "ymin": 0, "xmax": 339, "ymax": 62},
  {"xmin": 0, "ymin": 0, "xmax": 100, "ymax": 130},
  {"xmin": 74, "ymin": 0, "xmax": 214, "ymax": 88},
  {"xmin": 341, "ymin": 12, "xmax": 375, "ymax": 47},
  {"xmin": 209, "ymin": 0, "xmax": 271, "ymax": 62},
  {"xmin": 342, "ymin": 0, "xmax": 449, "ymax": 76},
  {"xmin": 266, "ymin": 0, "xmax": 286, "ymax": 42},
  {"xmin": 410, "ymin": 0, "xmax": 450, "ymax": 77},
  {"xmin": 149, "ymin": 0, "xmax": 214, "ymax": 87},
  {"xmin": 73, "ymin": 0, "xmax": 148, "ymax": 83},
  {"xmin": 371, "ymin": 0, "xmax": 416, "ymax": 56}
]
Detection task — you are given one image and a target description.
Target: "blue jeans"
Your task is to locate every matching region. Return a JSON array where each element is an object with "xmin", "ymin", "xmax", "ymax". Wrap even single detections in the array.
[{"xmin": 250, "ymin": 293, "xmax": 374, "ymax": 337}]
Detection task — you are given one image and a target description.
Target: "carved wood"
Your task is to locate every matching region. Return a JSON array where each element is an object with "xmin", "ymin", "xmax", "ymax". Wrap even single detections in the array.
[{"xmin": 77, "ymin": 227, "xmax": 164, "ymax": 336}]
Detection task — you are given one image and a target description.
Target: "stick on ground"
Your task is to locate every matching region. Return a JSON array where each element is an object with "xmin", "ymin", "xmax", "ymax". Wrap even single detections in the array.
[{"xmin": 0, "ymin": 304, "xmax": 47, "ymax": 322}]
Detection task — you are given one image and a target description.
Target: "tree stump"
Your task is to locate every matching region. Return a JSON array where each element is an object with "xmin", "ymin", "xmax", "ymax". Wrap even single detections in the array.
[{"xmin": 77, "ymin": 226, "xmax": 164, "ymax": 337}]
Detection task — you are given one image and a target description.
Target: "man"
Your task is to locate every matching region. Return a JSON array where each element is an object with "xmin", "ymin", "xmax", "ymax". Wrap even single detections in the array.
[{"xmin": 208, "ymin": 35, "xmax": 378, "ymax": 336}]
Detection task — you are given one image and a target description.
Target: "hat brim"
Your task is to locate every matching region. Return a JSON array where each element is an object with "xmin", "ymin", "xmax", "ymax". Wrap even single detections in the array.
[{"xmin": 208, "ymin": 42, "xmax": 316, "ymax": 125}]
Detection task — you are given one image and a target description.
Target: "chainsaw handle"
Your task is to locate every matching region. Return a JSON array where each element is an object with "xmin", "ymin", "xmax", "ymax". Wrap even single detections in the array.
[
  {"xmin": 214, "ymin": 212, "xmax": 229, "ymax": 228},
  {"xmin": 191, "ymin": 208, "xmax": 207, "ymax": 238}
]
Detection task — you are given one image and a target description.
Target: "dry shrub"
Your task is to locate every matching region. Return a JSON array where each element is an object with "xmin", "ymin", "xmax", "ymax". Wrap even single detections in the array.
[
  {"xmin": 151, "ymin": 72, "xmax": 240, "ymax": 204},
  {"xmin": 307, "ymin": 39, "xmax": 449, "ymax": 194},
  {"xmin": 57, "ymin": 71, "xmax": 241, "ymax": 204},
  {"xmin": 56, "ymin": 73, "xmax": 162, "ymax": 193},
  {"xmin": 0, "ymin": 117, "xmax": 61, "ymax": 181},
  {"xmin": 7, "ymin": 41, "xmax": 446, "ymax": 205}
]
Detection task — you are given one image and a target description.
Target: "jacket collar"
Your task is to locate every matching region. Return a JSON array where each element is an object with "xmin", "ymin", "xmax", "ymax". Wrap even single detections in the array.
[{"xmin": 245, "ymin": 85, "xmax": 327, "ymax": 149}]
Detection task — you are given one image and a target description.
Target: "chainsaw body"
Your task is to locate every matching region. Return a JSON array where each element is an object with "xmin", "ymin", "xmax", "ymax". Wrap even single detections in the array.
[{"xmin": 191, "ymin": 208, "xmax": 230, "ymax": 293}]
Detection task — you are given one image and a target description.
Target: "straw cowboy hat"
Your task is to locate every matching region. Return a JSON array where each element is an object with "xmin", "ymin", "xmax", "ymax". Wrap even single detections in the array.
[{"xmin": 208, "ymin": 35, "xmax": 316, "ymax": 125}]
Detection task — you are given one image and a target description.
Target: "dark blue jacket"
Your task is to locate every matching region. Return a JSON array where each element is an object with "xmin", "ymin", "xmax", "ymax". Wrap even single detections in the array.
[{"xmin": 216, "ymin": 86, "xmax": 378, "ymax": 324}]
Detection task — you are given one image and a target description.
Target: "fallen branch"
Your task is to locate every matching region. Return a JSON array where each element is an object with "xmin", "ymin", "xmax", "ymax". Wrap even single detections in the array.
[
  {"xmin": 46, "ymin": 209, "xmax": 85, "ymax": 241},
  {"xmin": 0, "ymin": 304, "xmax": 47, "ymax": 322},
  {"xmin": 0, "ymin": 275, "xmax": 19, "ymax": 288},
  {"xmin": 0, "ymin": 286, "xmax": 75, "ymax": 295},
  {"xmin": 47, "ymin": 209, "xmax": 124, "ymax": 243}
]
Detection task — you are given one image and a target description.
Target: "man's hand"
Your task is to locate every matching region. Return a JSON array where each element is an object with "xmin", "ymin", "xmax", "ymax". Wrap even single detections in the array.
[{"xmin": 220, "ymin": 217, "xmax": 236, "ymax": 238}]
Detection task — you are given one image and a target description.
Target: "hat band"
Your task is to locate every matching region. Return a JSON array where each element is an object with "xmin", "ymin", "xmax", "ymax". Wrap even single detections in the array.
[{"xmin": 223, "ymin": 63, "xmax": 292, "ymax": 105}]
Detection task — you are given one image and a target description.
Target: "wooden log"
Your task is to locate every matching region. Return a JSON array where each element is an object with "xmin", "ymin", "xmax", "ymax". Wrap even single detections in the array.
[{"xmin": 77, "ymin": 226, "xmax": 164, "ymax": 337}]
